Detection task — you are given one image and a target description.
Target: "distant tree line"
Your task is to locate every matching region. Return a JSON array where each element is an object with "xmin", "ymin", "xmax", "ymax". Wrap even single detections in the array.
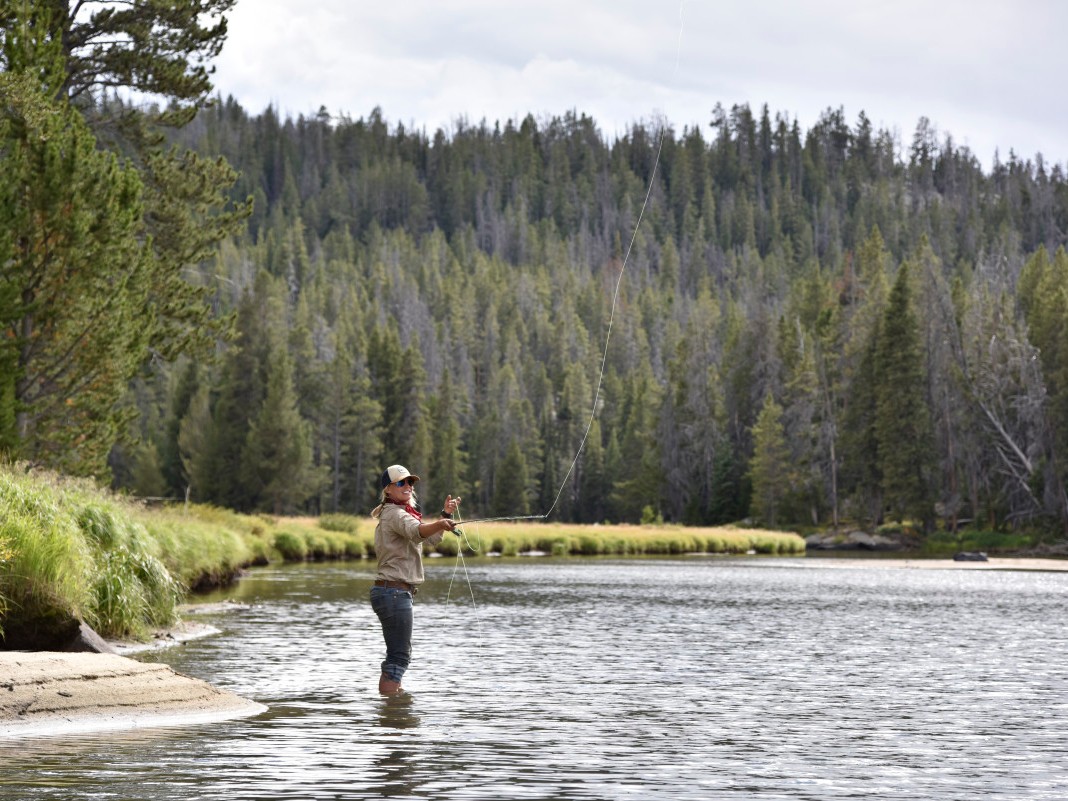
[
  {"xmin": 112, "ymin": 97, "xmax": 1068, "ymax": 532},
  {"xmin": 4, "ymin": 4, "xmax": 1068, "ymax": 532}
]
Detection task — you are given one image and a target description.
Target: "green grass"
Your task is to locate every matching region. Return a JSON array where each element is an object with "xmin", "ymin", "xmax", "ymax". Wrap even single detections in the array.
[
  {"xmin": 0, "ymin": 467, "xmax": 382, "ymax": 644},
  {"xmin": 424, "ymin": 522, "xmax": 806, "ymax": 558},
  {"xmin": 0, "ymin": 478, "xmax": 96, "ymax": 639},
  {"xmin": 921, "ymin": 529, "xmax": 1038, "ymax": 555}
]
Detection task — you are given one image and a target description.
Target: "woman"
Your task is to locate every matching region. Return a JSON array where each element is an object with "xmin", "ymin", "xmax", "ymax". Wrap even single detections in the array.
[{"xmin": 370, "ymin": 464, "xmax": 460, "ymax": 695}]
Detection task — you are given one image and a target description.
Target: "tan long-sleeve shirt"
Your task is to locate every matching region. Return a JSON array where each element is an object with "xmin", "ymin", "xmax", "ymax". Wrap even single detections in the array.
[{"xmin": 373, "ymin": 504, "xmax": 443, "ymax": 585}]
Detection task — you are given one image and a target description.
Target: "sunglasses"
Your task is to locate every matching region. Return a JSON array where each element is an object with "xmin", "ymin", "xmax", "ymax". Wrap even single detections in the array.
[{"xmin": 394, "ymin": 478, "xmax": 416, "ymax": 487}]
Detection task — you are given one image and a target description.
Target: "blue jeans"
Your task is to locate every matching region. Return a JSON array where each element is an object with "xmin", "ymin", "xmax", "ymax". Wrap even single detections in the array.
[{"xmin": 370, "ymin": 586, "xmax": 413, "ymax": 682}]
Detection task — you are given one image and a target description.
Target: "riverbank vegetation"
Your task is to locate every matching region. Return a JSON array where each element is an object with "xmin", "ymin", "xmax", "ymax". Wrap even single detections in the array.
[
  {"xmin": 431, "ymin": 521, "xmax": 804, "ymax": 557},
  {"xmin": 0, "ymin": 468, "xmax": 356, "ymax": 644},
  {"xmin": 0, "ymin": 467, "xmax": 803, "ymax": 646}
]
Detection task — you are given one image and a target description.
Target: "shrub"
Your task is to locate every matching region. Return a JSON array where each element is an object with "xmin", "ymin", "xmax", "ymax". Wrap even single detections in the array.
[
  {"xmin": 551, "ymin": 537, "xmax": 573, "ymax": 556},
  {"xmin": 319, "ymin": 514, "xmax": 362, "ymax": 534},
  {"xmin": 572, "ymin": 535, "xmax": 598, "ymax": 555},
  {"xmin": 274, "ymin": 530, "xmax": 309, "ymax": 561}
]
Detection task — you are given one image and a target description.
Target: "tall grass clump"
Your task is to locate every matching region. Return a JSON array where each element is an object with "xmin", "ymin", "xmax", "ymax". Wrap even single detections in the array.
[
  {"xmin": 0, "ymin": 467, "xmax": 260, "ymax": 645},
  {"xmin": 139, "ymin": 508, "xmax": 252, "ymax": 591},
  {"xmin": 0, "ymin": 469, "xmax": 183, "ymax": 641},
  {"xmin": 271, "ymin": 517, "xmax": 373, "ymax": 561},
  {"xmin": 0, "ymin": 530, "xmax": 11, "ymax": 634},
  {"xmin": 0, "ymin": 474, "xmax": 95, "ymax": 640},
  {"xmin": 319, "ymin": 514, "xmax": 362, "ymax": 534},
  {"xmin": 74, "ymin": 500, "xmax": 182, "ymax": 639},
  {"xmin": 273, "ymin": 529, "xmax": 309, "ymax": 561}
]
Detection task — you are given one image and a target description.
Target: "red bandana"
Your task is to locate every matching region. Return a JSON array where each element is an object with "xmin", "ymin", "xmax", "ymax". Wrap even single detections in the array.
[{"xmin": 386, "ymin": 498, "xmax": 422, "ymax": 521}]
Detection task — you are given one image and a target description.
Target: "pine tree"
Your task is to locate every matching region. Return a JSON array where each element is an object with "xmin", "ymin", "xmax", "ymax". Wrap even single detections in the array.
[
  {"xmin": 0, "ymin": 70, "xmax": 152, "ymax": 475},
  {"xmin": 0, "ymin": 1, "xmax": 234, "ymax": 118},
  {"xmin": 842, "ymin": 320, "xmax": 883, "ymax": 522},
  {"xmin": 202, "ymin": 280, "xmax": 272, "ymax": 508},
  {"xmin": 749, "ymin": 393, "xmax": 790, "ymax": 526},
  {"xmin": 394, "ymin": 338, "xmax": 432, "ymax": 482},
  {"xmin": 160, "ymin": 360, "xmax": 200, "ymax": 495},
  {"xmin": 875, "ymin": 262, "xmax": 934, "ymax": 523},
  {"xmin": 429, "ymin": 370, "xmax": 467, "ymax": 501},
  {"xmin": 780, "ymin": 322, "xmax": 822, "ymax": 523},
  {"xmin": 340, "ymin": 364, "xmax": 385, "ymax": 514},
  {"xmin": 492, "ymin": 440, "xmax": 531, "ymax": 518},
  {"xmin": 177, "ymin": 383, "xmax": 214, "ymax": 502},
  {"xmin": 322, "ymin": 338, "xmax": 354, "ymax": 513},
  {"xmin": 2, "ymin": 0, "xmax": 249, "ymax": 361},
  {"xmin": 0, "ymin": 2, "xmax": 247, "ymax": 477},
  {"xmin": 839, "ymin": 226, "xmax": 892, "ymax": 523},
  {"xmin": 579, "ymin": 419, "xmax": 607, "ymax": 523},
  {"xmin": 610, "ymin": 366, "xmax": 663, "ymax": 523},
  {"xmin": 243, "ymin": 343, "xmax": 321, "ymax": 514}
]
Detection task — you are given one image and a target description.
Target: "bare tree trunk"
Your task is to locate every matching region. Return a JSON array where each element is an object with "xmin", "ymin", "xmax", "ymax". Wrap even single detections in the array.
[{"xmin": 944, "ymin": 385, "xmax": 958, "ymax": 533}]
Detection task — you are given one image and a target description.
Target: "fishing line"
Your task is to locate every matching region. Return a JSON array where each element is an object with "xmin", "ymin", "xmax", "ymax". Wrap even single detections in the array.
[
  {"xmin": 444, "ymin": 509, "xmax": 485, "ymax": 649},
  {"xmin": 465, "ymin": 4, "xmax": 685, "ymax": 525},
  {"xmin": 443, "ymin": 4, "xmax": 686, "ymax": 638}
]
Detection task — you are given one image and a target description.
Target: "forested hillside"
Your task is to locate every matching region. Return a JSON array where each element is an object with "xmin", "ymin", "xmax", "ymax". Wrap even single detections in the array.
[
  {"xmin": 94, "ymin": 96, "xmax": 1064, "ymax": 533},
  {"xmin": 4, "ymin": 3, "xmax": 1068, "ymax": 533}
]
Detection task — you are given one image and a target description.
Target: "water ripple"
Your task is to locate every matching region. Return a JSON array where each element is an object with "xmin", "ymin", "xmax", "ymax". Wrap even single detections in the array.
[{"xmin": 3, "ymin": 558, "xmax": 1068, "ymax": 800}]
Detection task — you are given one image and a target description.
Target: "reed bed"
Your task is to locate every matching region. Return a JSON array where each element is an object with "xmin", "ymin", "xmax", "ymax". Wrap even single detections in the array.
[{"xmin": 428, "ymin": 522, "xmax": 805, "ymax": 558}]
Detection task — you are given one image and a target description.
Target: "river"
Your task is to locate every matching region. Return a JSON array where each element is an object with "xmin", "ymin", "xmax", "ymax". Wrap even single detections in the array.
[{"xmin": 3, "ymin": 556, "xmax": 1068, "ymax": 800}]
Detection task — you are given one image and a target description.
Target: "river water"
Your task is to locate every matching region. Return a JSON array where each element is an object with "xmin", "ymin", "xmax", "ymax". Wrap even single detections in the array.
[{"xmin": 4, "ymin": 556, "xmax": 1068, "ymax": 800}]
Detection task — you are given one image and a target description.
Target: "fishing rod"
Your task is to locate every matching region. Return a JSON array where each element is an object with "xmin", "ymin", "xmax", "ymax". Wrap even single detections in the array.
[{"xmin": 450, "ymin": 514, "xmax": 547, "ymax": 527}]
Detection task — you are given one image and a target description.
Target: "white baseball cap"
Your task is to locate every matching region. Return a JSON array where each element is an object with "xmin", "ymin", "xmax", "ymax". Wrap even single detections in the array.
[{"xmin": 380, "ymin": 464, "xmax": 420, "ymax": 488}]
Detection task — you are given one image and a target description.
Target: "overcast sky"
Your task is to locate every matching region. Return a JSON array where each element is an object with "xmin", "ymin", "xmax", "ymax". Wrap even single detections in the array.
[{"xmin": 210, "ymin": 0, "xmax": 1067, "ymax": 171}]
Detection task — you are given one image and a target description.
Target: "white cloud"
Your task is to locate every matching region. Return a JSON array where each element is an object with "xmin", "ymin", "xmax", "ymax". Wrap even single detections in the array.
[{"xmin": 211, "ymin": 0, "xmax": 1068, "ymax": 169}]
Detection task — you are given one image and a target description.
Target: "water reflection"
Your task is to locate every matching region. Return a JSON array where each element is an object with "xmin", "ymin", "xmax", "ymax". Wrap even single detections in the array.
[
  {"xmin": 372, "ymin": 694, "xmax": 421, "ymax": 797},
  {"xmin": 5, "ymin": 558, "xmax": 1068, "ymax": 800},
  {"xmin": 377, "ymin": 692, "xmax": 420, "ymax": 730}
]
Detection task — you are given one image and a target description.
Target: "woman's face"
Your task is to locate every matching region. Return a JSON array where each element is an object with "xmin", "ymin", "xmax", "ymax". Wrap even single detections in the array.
[{"xmin": 385, "ymin": 478, "xmax": 415, "ymax": 504}]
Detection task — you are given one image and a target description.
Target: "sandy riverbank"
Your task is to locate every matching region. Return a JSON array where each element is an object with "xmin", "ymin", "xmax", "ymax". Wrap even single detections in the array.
[
  {"xmin": 800, "ymin": 556, "xmax": 1068, "ymax": 571},
  {"xmin": 0, "ymin": 651, "xmax": 265, "ymax": 738},
  {"xmin": 1, "ymin": 606, "xmax": 265, "ymax": 738}
]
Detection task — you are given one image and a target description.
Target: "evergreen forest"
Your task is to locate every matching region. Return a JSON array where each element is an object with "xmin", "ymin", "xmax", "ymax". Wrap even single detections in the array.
[{"xmin": 4, "ymin": 3, "xmax": 1068, "ymax": 535}]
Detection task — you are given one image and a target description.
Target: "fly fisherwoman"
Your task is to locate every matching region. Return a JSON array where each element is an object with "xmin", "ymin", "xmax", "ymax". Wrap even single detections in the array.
[{"xmin": 370, "ymin": 464, "xmax": 461, "ymax": 695}]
